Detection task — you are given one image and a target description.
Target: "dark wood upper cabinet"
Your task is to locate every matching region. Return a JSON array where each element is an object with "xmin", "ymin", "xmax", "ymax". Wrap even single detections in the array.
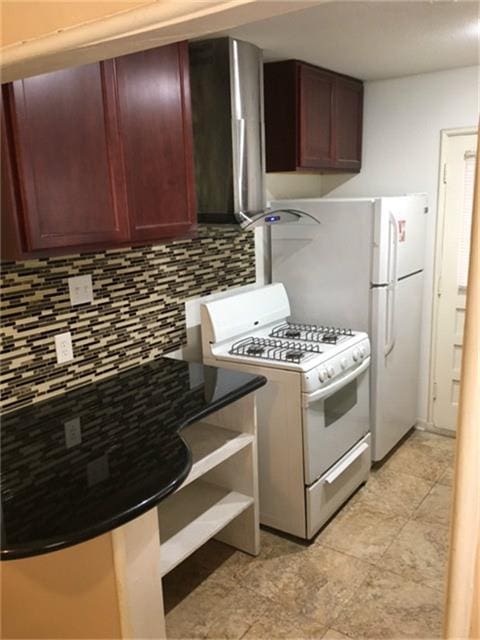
[
  {"xmin": 1, "ymin": 41, "xmax": 196, "ymax": 258},
  {"xmin": 1, "ymin": 92, "xmax": 24, "ymax": 262},
  {"xmin": 6, "ymin": 61, "xmax": 130, "ymax": 251},
  {"xmin": 299, "ymin": 65, "xmax": 335, "ymax": 169},
  {"xmin": 333, "ymin": 76, "xmax": 363, "ymax": 171},
  {"xmin": 264, "ymin": 60, "xmax": 363, "ymax": 173},
  {"xmin": 114, "ymin": 42, "xmax": 196, "ymax": 241}
]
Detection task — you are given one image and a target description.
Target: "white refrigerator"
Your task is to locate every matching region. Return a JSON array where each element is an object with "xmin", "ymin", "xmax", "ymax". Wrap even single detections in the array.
[{"xmin": 270, "ymin": 195, "xmax": 428, "ymax": 461}]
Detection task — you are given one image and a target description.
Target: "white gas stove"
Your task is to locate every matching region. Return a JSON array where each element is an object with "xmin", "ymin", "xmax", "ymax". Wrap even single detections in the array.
[
  {"xmin": 201, "ymin": 283, "xmax": 371, "ymax": 539},
  {"xmin": 202, "ymin": 283, "xmax": 370, "ymax": 387}
]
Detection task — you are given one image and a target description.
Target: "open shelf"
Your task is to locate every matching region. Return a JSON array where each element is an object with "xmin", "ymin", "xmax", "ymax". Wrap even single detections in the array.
[
  {"xmin": 180, "ymin": 421, "xmax": 253, "ymax": 488},
  {"xmin": 157, "ymin": 480, "xmax": 254, "ymax": 577}
]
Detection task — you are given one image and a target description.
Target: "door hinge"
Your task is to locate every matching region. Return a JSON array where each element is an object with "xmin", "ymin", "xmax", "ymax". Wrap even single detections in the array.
[
  {"xmin": 437, "ymin": 274, "xmax": 442, "ymax": 297},
  {"xmin": 443, "ymin": 163, "xmax": 447, "ymax": 184},
  {"xmin": 433, "ymin": 382, "xmax": 437, "ymax": 401}
]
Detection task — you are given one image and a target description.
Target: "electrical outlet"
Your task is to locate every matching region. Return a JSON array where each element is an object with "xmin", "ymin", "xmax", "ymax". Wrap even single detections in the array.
[
  {"xmin": 68, "ymin": 274, "xmax": 93, "ymax": 306},
  {"xmin": 64, "ymin": 417, "xmax": 82, "ymax": 448},
  {"xmin": 55, "ymin": 332, "xmax": 74, "ymax": 364}
]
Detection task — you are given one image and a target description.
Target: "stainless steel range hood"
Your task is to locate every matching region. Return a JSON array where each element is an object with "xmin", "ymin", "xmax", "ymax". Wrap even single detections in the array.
[{"xmin": 188, "ymin": 38, "xmax": 315, "ymax": 230}]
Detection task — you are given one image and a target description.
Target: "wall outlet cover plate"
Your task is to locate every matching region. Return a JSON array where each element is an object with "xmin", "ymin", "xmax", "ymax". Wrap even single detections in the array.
[
  {"xmin": 68, "ymin": 274, "xmax": 93, "ymax": 306},
  {"xmin": 55, "ymin": 331, "xmax": 74, "ymax": 364}
]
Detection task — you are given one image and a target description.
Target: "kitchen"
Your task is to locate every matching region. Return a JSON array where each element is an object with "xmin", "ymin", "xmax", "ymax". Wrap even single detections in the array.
[{"xmin": 1, "ymin": 1, "xmax": 479, "ymax": 639}]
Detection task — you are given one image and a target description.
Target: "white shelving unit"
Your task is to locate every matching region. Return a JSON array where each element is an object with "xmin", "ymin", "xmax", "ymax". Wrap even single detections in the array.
[
  {"xmin": 111, "ymin": 391, "xmax": 260, "ymax": 639},
  {"xmin": 157, "ymin": 392, "xmax": 260, "ymax": 576},
  {"xmin": 158, "ymin": 481, "xmax": 254, "ymax": 576},
  {"xmin": 179, "ymin": 421, "xmax": 254, "ymax": 488}
]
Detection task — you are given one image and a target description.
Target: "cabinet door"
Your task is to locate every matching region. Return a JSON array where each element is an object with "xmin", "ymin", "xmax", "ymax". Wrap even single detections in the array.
[
  {"xmin": 1, "ymin": 91, "xmax": 22, "ymax": 261},
  {"xmin": 114, "ymin": 43, "xmax": 196, "ymax": 241},
  {"xmin": 333, "ymin": 77, "xmax": 363, "ymax": 170},
  {"xmin": 298, "ymin": 65, "xmax": 334, "ymax": 169},
  {"xmin": 8, "ymin": 61, "xmax": 129, "ymax": 250}
]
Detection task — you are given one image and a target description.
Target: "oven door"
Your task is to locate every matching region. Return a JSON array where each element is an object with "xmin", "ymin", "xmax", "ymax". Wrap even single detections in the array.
[{"xmin": 302, "ymin": 358, "xmax": 370, "ymax": 484}]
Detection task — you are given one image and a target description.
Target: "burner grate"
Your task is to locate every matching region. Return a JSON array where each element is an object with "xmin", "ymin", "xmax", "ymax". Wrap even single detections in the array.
[
  {"xmin": 270, "ymin": 322, "xmax": 354, "ymax": 343},
  {"xmin": 229, "ymin": 337, "xmax": 322, "ymax": 363}
]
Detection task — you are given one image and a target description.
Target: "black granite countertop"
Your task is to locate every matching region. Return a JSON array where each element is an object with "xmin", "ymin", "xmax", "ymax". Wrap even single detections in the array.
[{"xmin": 0, "ymin": 358, "xmax": 266, "ymax": 561}]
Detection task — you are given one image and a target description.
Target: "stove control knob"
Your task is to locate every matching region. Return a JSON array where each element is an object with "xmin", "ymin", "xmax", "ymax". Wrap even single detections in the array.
[
  {"xmin": 352, "ymin": 348, "xmax": 360, "ymax": 361},
  {"xmin": 318, "ymin": 369, "xmax": 327, "ymax": 383},
  {"xmin": 360, "ymin": 346, "xmax": 367, "ymax": 357},
  {"xmin": 327, "ymin": 366, "xmax": 335, "ymax": 378},
  {"xmin": 340, "ymin": 357, "xmax": 348, "ymax": 369}
]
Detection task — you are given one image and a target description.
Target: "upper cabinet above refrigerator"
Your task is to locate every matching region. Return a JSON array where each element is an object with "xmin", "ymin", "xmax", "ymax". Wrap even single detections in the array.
[{"xmin": 264, "ymin": 60, "xmax": 363, "ymax": 173}]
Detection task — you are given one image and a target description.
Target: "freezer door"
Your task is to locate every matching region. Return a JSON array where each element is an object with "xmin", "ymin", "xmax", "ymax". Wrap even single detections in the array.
[
  {"xmin": 271, "ymin": 199, "xmax": 374, "ymax": 330},
  {"xmin": 374, "ymin": 194, "xmax": 428, "ymax": 284},
  {"xmin": 370, "ymin": 271, "xmax": 423, "ymax": 461}
]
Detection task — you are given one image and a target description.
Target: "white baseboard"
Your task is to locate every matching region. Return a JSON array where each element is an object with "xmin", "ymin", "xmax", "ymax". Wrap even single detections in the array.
[
  {"xmin": 415, "ymin": 419, "xmax": 434, "ymax": 431},
  {"xmin": 416, "ymin": 419, "xmax": 456, "ymax": 438}
]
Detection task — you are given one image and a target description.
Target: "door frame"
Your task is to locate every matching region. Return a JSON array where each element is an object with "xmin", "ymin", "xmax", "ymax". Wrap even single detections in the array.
[{"xmin": 427, "ymin": 126, "xmax": 477, "ymax": 431}]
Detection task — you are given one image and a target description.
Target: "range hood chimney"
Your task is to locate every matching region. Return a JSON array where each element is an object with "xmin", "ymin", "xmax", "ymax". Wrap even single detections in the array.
[{"xmin": 188, "ymin": 38, "xmax": 313, "ymax": 230}]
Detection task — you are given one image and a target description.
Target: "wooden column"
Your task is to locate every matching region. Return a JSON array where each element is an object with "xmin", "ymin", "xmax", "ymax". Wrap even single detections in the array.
[
  {"xmin": 444, "ymin": 126, "xmax": 480, "ymax": 639},
  {"xmin": 0, "ymin": 510, "xmax": 166, "ymax": 640}
]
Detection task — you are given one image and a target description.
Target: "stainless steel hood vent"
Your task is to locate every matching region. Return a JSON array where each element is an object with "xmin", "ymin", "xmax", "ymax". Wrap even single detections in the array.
[{"xmin": 188, "ymin": 38, "xmax": 316, "ymax": 230}]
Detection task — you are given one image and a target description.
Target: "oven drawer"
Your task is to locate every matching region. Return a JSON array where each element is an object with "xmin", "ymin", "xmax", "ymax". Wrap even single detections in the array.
[{"xmin": 306, "ymin": 434, "xmax": 371, "ymax": 539}]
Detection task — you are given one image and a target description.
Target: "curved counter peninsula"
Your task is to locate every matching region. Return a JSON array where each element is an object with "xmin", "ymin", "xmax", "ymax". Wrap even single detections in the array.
[{"xmin": 1, "ymin": 358, "xmax": 266, "ymax": 639}]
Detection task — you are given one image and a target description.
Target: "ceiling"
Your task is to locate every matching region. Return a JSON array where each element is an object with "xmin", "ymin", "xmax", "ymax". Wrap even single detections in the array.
[
  {"xmin": 0, "ymin": 1, "xmax": 153, "ymax": 47},
  {"xmin": 0, "ymin": 0, "xmax": 320, "ymax": 81},
  {"xmin": 217, "ymin": 0, "xmax": 479, "ymax": 81}
]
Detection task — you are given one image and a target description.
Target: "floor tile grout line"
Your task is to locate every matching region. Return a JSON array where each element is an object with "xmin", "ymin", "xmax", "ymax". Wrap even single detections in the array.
[
  {"xmin": 326, "ymin": 565, "xmax": 375, "ymax": 631},
  {"xmin": 315, "ymin": 508, "xmax": 411, "ymax": 566},
  {"xmin": 379, "ymin": 513, "xmax": 417, "ymax": 559},
  {"xmin": 338, "ymin": 500, "xmax": 420, "ymax": 522},
  {"xmin": 327, "ymin": 565, "xmax": 446, "ymax": 640},
  {"xmin": 315, "ymin": 535, "xmax": 448, "ymax": 595},
  {"xmin": 232, "ymin": 546, "xmax": 374, "ymax": 632},
  {"xmin": 327, "ymin": 626, "xmax": 358, "ymax": 640},
  {"xmin": 314, "ymin": 540, "xmax": 386, "ymax": 568},
  {"xmin": 371, "ymin": 464, "xmax": 439, "ymax": 488},
  {"xmin": 408, "ymin": 483, "xmax": 453, "ymax": 533}
]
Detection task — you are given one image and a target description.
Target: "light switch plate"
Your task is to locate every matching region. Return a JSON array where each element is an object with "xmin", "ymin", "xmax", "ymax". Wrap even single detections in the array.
[
  {"xmin": 55, "ymin": 331, "xmax": 74, "ymax": 364},
  {"xmin": 68, "ymin": 274, "xmax": 93, "ymax": 306}
]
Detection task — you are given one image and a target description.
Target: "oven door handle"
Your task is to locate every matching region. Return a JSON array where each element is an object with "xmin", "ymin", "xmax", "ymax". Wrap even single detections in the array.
[
  {"xmin": 324, "ymin": 441, "xmax": 369, "ymax": 484},
  {"xmin": 302, "ymin": 357, "xmax": 370, "ymax": 407}
]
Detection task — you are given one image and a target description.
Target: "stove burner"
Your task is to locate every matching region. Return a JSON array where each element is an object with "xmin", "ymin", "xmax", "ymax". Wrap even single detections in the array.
[
  {"xmin": 321, "ymin": 333, "xmax": 338, "ymax": 344},
  {"xmin": 284, "ymin": 329, "xmax": 301, "ymax": 339},
  {"xmin": 285, "ymin": 350, "xmax": 304, "ymax": 361},
  {"xmin": 229, "ymin": 337, "xmax": 322, "ymax": 364},
  {"xmin": 247, "ymin": 345, "xmax": 265, "ymax": 356},
  {"xmin": 270, "ymin": 322, "xmax": 354, "ymax": 342}
]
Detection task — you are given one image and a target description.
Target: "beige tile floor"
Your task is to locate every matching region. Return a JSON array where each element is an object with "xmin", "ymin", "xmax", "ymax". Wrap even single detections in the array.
[{"xmin": 164, "ymin": 429, "xmax": 455, "ymax": 640}]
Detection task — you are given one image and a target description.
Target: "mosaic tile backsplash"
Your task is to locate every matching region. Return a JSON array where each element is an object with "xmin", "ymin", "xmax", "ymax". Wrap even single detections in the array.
[{"xmin": 1, "ymin": 227, "xmax": 256, "ymax": 413}]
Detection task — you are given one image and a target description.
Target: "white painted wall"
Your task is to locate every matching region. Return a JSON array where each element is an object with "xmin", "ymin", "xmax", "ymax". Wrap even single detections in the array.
[
  {"xmin": 270, "ymin": 65, "xmax": 479, "ymax": 423},
  {"xmin": 176, "ymin": 65, "xmax": 479, "ymax": 424}
]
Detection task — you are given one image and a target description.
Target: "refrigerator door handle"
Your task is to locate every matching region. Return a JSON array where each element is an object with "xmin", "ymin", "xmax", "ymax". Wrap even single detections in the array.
[{"xmin": 385, "ymin": 212, "xmax": 399, "ymax": 356}]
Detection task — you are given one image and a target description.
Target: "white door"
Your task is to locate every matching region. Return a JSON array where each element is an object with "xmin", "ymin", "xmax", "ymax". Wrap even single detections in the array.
[{"xmin": 431, "ymin": 130, "xmax": 477, "ymax": 432}]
